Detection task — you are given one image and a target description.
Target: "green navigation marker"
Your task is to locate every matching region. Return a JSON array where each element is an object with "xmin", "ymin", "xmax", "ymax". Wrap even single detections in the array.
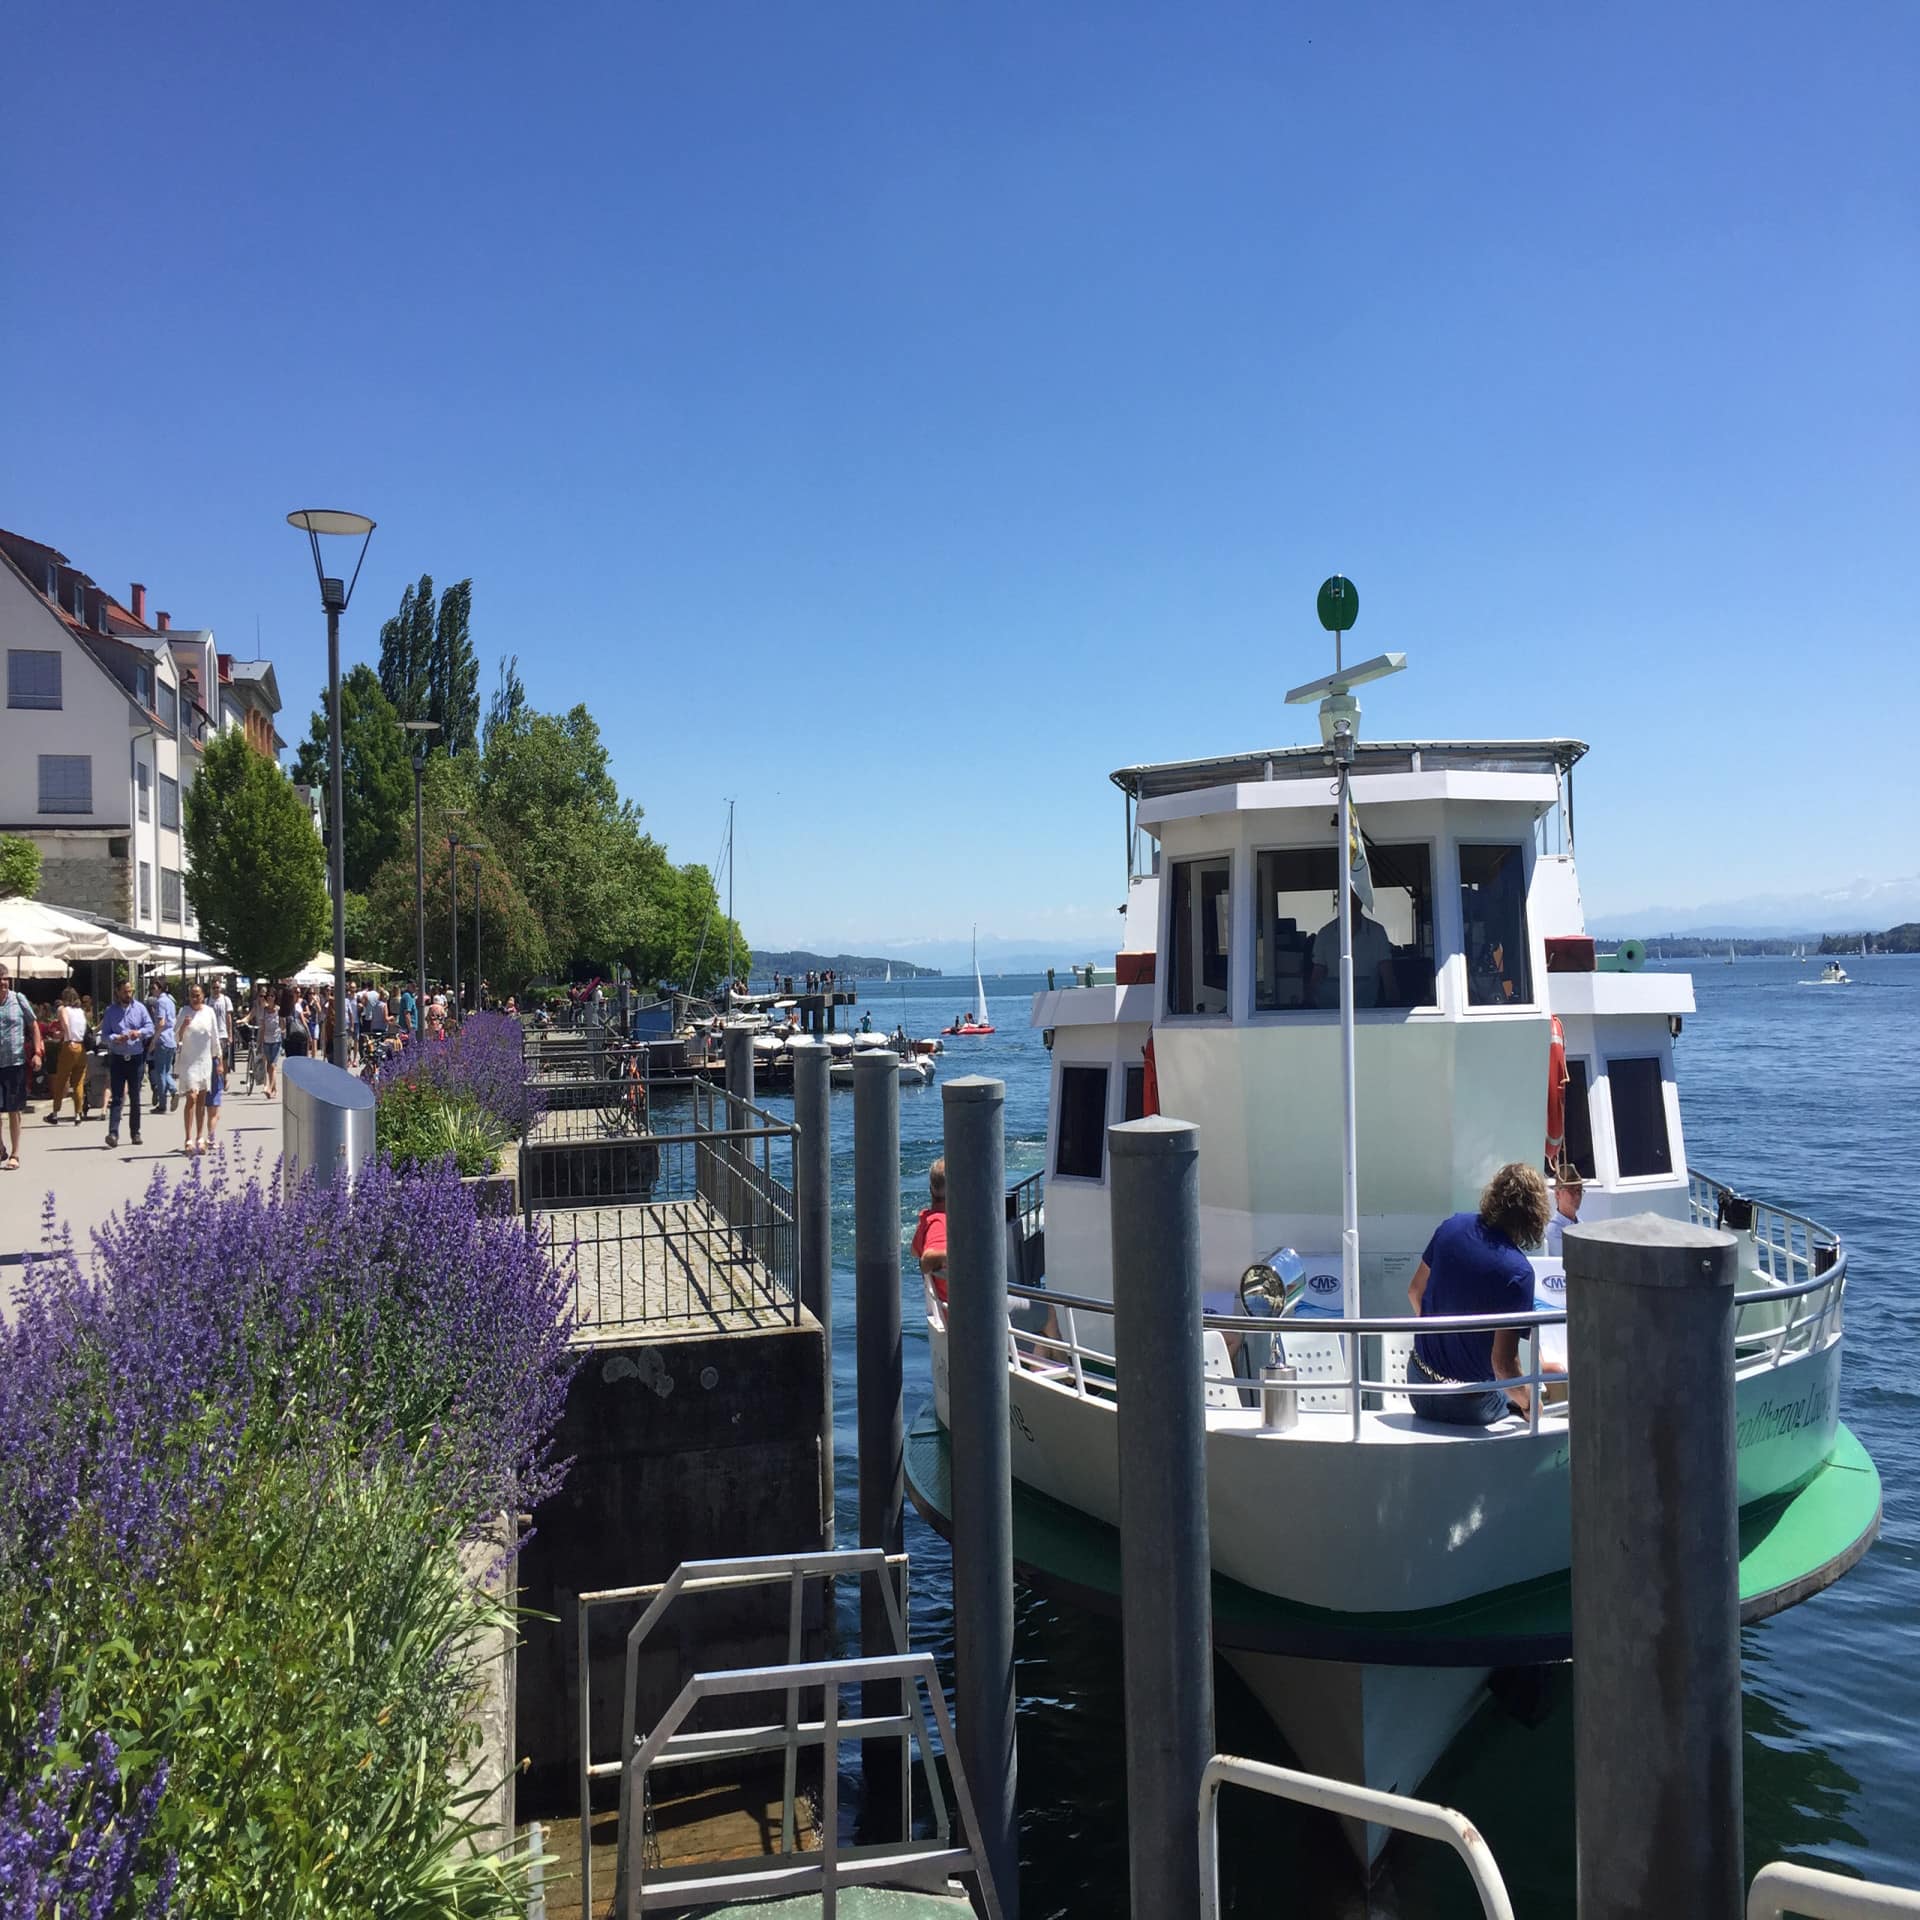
[{"xmin": 1317, "ymin": 575, "xmax": 1358, "ymax": 632}]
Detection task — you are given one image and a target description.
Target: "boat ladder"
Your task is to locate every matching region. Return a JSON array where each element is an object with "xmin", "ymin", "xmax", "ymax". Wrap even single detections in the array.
[{"xmin": 578, "ymin": 1547, "xmax": 1000, "ymax": 1920}]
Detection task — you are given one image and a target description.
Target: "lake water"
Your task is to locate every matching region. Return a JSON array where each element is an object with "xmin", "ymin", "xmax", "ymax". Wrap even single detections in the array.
[{"xmin": 751, "ymin": 958, "xmax": 1919, "ymax": 1917}]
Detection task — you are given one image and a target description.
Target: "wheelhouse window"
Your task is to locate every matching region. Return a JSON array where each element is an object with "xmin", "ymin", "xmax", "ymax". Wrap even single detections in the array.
[
  {"xmin": 1459, "ymin": 844, "xmax": 1533, "ymax": 1006},
  {"xmin": 1254, "ymin": 843, "xmax": 1435, "ymax": 1010},
  {"xmin": 7, "ymin": 649, "xmax": 61, "ymax": 710},
  {"xmin": 1607, "ymin": 1057, "xmax": 1672, "ymax": 1178},
  {"xmin": 1054, "ymin": 1065, "xmax": 1110, "ymax": 1179},
  {"xmin": 1167, "ymin": 856, "xmax": 1232, "ymax": 1015},
  {"xmin": 1562, "ymin": 1059, "xmax": 1597, "ymax": 1180},
  {"xmin": 37, "ymin": 755, "xmax": 91, "ymax": 814}
]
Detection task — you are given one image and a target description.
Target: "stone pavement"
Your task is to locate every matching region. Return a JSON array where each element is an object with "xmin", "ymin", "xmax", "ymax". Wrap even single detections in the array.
[{"xmin": 0, "ymin": 1076, "xmax": 286, "ymax": 1321}]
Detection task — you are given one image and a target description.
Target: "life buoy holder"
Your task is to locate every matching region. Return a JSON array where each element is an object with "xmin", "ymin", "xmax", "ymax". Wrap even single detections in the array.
[{"xmin": 1545, "ymin": 1014, "xmax": 1567, "ymax": 1168}]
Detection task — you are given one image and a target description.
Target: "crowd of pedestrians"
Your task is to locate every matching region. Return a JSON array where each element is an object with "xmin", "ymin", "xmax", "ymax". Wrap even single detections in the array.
[{"xmin": 0, "ymin": 967, "xmax": 486, "ymax": 1172}]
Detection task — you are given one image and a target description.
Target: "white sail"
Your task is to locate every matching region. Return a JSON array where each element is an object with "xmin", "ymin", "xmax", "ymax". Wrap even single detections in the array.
[
  {"xmin": 972, "ymin": 928, "xmax": 989, "ymax": 1027},
  {"xmin": 885, "ymin": 961, "xmax": 891, "ymax": 984}
]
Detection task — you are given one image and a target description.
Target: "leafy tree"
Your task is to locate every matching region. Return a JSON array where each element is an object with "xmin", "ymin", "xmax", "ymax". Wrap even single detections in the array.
[
  {"xmin": 182, "ymin": 732, "xmax": 329, "ymax": 979},
  {"xmin": 288, "ymin": 665, "xmax": 413, "ymax": 893},
  {"xmin": 0, "ymin": 834, "xmax": 40, "ymax": 899},
  {"xmin": 432, "ymin": 579, "xmax": 480, "ymax": 756},
  {"xmin": 360, "ymin": 825, "xmax": 546, "ymax": 995},
  {"xmin": 484, "ymin": 653, "xmax": 527, "ymax": 752},
  {"xmin": 376, "ymin": 575, "xmax": 437, "ymax": 724},
  {"xmin": 373, "ymin": 575, "xmax": 478, "ymax": 755},
  {"xmin": 476, "ymin": 704, "xmax": 647, "ymax": 965},
  {"xmin": 622, "ymin": 857, "xmax": 747, "ymax": 990}
]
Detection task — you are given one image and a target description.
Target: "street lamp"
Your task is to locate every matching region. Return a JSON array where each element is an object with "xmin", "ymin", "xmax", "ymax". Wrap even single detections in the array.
[
  {"xmin": 465, "ymin": 843, "xmax": 491, "ymax": 1012},
  {"xmin": 445, "ymin": 810, "xmax": 468, "ymax": 1020},
  {"xmin": 401, "ymin": 720, "xmax": 439, "ymax": 1041},
  {"xmin": 287, "ymin": 508, "xmax": 376, "ymax": 1068}
]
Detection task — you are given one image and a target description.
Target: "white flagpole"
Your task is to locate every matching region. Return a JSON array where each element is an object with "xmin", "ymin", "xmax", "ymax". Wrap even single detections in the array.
[{"xmin": 1335, "ymin": 732, "xmax": 1361, "ymax": 1326}]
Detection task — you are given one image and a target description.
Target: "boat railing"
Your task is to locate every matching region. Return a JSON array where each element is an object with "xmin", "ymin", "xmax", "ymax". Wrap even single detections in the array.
[{"xmin": 995, "ymin": 1248, "xmax": 1848, "ymax": 1442}]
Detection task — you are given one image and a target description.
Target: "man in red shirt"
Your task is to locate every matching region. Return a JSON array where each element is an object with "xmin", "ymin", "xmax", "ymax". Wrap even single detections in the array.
[{"xmin": 911, "ymin": 1157, "xmax": 948, "ymax": 1304}]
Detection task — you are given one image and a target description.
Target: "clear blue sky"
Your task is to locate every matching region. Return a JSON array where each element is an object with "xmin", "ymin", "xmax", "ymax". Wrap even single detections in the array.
[{"xmin": 4, "ymin": 2, "xmax": 1913, "ymax": 952}]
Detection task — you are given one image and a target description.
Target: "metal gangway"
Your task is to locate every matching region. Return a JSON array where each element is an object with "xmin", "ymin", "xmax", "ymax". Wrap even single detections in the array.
[{"xmin": 577, "ymin": 1548, "xmax": 1002, "ymax": 1920}]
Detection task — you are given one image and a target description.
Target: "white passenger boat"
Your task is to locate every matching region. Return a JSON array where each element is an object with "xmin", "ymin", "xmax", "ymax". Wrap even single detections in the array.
[{"xmin": 909, "ymin": 650, "xmax": 1878, "ymax": 1870}]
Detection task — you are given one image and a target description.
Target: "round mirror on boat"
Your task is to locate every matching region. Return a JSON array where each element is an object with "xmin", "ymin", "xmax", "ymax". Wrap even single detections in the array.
[{"xmin": 1240, "ymin": 1248, "xmax": 1301, "ymax": 1317}]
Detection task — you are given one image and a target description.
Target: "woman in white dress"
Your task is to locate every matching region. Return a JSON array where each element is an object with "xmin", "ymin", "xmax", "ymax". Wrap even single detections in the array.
[{"xmin": 175, "ymin": 982, "xmax": 219, "ymax": 1155}]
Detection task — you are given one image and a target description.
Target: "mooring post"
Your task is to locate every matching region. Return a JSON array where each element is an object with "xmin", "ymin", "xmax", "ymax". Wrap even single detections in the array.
[
  {"xmin": 1109, "ymin": 1116, "xmax": 1213, "ymax": 1920},
  {"xmin": 792, "ymin": 1036, "xmax": 835, "ymax": 1547},
  {"xmin": 722, "ymin": 1023, "xmax": 755, "ymax": 1252},
  {"xmin": 1567, "ymin": 1213, "xmax": 1742, "ymax": 1920},
  {"xmin": 943, "ymin": 1076, "xmax": 1020, "ymax": 1918},
  {"xmin": 851, "ymin": 1047, "xmax": 904, "ymax": 1821}
]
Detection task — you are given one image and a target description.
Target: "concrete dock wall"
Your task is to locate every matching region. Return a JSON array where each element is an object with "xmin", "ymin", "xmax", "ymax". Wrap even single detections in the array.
[{"xmin": 515, "ymin": 1312, "xmax": 830, "ymax": 1804}]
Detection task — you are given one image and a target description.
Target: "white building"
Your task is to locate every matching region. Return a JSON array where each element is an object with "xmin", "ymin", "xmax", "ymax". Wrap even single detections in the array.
[{"xmin": 0, "ymin": 527, "xmax": 287, "ymax": 941}]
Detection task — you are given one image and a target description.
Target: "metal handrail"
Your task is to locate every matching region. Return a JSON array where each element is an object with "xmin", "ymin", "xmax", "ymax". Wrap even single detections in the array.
[
  {"xmin": 573, "ymin": 1549, "xmax": 909, "ymax": 1920},
  {"xmin": 995, "ymin": 1244, "xmax": 1848, "ymax": 1441},
  {"xmin": 1199, "ymin": 1755, "xmax": 1515, "ymax": 1920},
  {"xmin": 1748, "ymin": 1862, "xmax": 1920, "ymax": 1919}
]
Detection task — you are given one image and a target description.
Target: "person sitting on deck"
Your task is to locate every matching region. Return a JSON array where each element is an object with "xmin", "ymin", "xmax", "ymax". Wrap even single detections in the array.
[
  {"xmin": 1407, "ymin": 1163, "xmax": 1558, "ymax": 1426},
  {"xmin": 913, "ymin": 1157, "xmax": 949, "ymax": 1305}
]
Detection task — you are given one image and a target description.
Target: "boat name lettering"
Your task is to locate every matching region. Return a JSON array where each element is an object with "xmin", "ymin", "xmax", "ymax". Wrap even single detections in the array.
[
  {"xmin": 1010, "ymin": 1404, "xmax": 1036, "ymax": 1445},
  {"xmin": 1735, "ymin": 1380, "xmax": 1833, "ymax": 1450}
]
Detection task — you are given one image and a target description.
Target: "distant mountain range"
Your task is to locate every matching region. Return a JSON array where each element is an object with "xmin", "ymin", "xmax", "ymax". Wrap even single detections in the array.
[
  {"xmin": 752, "ymin": 949, "xmax": 941, "ymax": 979},
  {"xmin": 1589, "ymin": 874, "xmax": 1920, "ymax": 939},
  {"xmin": 770, "ymin": 934, "xmax": 1118, "ymax": 976}
]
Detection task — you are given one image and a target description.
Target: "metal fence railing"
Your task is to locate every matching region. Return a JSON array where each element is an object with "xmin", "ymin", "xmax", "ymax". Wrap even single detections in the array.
[{"xmin": 531, "ymin": 1080, "xmax": 798, "ymax": 1332}]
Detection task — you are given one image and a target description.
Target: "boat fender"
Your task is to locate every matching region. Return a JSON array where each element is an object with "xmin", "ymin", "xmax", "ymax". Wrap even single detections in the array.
[{"xmin": 1545, "ymin": 1014, "xmax": 1567, "ymax": 1168}]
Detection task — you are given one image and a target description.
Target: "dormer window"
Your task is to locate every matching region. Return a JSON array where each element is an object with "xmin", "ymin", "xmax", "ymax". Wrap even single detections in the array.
[{"xmin": 1167, "ymin": 855, "xmax": 1232, "ymax": 1016}]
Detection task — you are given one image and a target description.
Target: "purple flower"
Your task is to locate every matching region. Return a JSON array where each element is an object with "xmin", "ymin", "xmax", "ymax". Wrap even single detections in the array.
[{"xmin": 375, "ymin": 1012, "xmax": 543, "ymax": 1138}]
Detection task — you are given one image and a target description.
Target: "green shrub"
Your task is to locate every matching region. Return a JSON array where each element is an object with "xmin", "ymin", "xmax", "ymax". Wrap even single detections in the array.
[{"xmin": 376, "ymin": 1082, "xmax": 510, "ymax": 1179}]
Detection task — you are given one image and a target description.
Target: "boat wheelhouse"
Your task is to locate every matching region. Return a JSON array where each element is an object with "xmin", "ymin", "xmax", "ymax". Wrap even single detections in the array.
[{"xmin": 909, "ymin": 730, "xmax": 1876, "ymax": 1869}]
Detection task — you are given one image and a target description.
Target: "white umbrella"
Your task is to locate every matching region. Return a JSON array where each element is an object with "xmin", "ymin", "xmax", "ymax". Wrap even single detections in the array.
[{"xmin": 0, "ymin": 898, "xmax": 147, "ymax": 965}]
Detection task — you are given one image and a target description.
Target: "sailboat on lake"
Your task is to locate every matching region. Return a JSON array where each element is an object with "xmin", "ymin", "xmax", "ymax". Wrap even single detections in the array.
[{"xmin": 943, "ymin": 927, "xmax": 996, "ymax": 1035}]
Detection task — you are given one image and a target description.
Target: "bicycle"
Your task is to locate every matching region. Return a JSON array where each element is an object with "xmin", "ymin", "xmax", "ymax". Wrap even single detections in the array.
[{"xmin": 596, "ymin": 1042, "xmax": 651, "ymax": 1137}]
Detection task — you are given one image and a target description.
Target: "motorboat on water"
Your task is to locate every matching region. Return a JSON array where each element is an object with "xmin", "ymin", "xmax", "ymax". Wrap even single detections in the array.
[
  {"xmin": 1820, "ymin": 961, "xmax": 1850, "ymax": 984},
  {"xmin": 829, "ymin": 1044, "xmax": 938, "ymax": 1088},
  {"xmin": 908, "ymin": 656, "xmax": 1877, "ymax": 1871}
]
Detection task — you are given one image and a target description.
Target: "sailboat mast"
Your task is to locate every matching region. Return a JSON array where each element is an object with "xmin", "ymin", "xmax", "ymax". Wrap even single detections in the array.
[{"xmin": 727, "ymin": 798, "xmax": 736, "ymax": 989}]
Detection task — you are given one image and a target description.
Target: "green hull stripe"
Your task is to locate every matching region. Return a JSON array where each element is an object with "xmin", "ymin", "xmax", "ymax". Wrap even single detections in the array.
[{"xmin": 903, "ymin": 1406, "xmax": 1880, "ymax": 1668}]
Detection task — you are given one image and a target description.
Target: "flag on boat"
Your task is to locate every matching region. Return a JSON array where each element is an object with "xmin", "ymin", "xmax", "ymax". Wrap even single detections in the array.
[{"xmin": 1348, "ymin": 800, "xmax": 1376, "ymax": 916}]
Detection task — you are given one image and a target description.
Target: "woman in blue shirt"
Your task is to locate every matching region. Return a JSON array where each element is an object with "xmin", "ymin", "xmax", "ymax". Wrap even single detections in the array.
[{"xmin": 1407, "ymin": 1163, "xmax": 1554, "ymax": 1426}]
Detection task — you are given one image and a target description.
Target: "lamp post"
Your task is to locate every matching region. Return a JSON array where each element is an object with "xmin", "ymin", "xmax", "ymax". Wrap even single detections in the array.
[
  {"xmin": 464, "ymin": 843, "xmax": 490, "ymax": 1013},
  {"xmin": 287, "ymin": 509, "xmax": 376, "ymax": 1069},
  {"xmin": 446, "ymin": 824, "xmax": 464, "ymax": 1022},
  {"xmin": 401, "ymin": 720, "xmax": 439, "ymax": 1041}
]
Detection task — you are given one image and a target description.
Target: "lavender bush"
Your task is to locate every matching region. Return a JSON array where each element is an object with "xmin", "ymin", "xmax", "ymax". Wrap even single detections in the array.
[
  {"xmin": 0, "ymin": 1161, "xmax": 579, "ymax": 1917},
  {"xmin": 378, "ymin": 1011, "xmax": 544, "ymax": 1139}
]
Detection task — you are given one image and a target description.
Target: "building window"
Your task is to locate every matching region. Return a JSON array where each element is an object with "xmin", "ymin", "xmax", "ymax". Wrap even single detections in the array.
[
  {"xmin": 1608, "ymin": 1057, "xmax": 1673, "ymax": 1179},
  {"xmin": 1254, "ymin": 843, "xmax": 1436, "ymax": 1011},
  {"xmin": 161, "ymin": 869, "xmax": 182, "ymax": 925},
  {"xmin": 157, "ymin": 682, "xmax": 178, "ymax": 731},
  {"xmin": 1123, "ymin": 1063, "xmax": 1147, "ymax": 1122},
  {"xmin": 1561, "ymin": 1059, "xmax": 1597, "ymax": 1180},
  {"xmin": 159, "ymin": 774, "xmax": 180, "ymax": 830},
  {"xmin": 1167, "ymin": 856, "xmax": 1232, "ymax": 1016},
  {"xmin": 7, "ymin": 649, "xmax": 61, "ymax": 710},
  {"xmin": 1459, "ymin": 844, "xmax": 1533, "ymax": 1006},
  {"xmin": 139, "ymin": 862, "xmax": 153, "ymax": 919},
  {"xmin": 137, "ymin": 763, "xmax": 151, "ymax": 821},
  {"xmin": 37, "ymin": 755, "xmax": 91, "ymax": 814},
  {"xmin": 1054, "ymin": 1066, "xmax": 1110, "ymax": 1180}
]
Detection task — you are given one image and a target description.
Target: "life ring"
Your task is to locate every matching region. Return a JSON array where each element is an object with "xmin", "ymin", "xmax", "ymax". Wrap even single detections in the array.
[{"xmin": 1545, "ymin": 1014, "xmax": 1567, "ymax": 1167}]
